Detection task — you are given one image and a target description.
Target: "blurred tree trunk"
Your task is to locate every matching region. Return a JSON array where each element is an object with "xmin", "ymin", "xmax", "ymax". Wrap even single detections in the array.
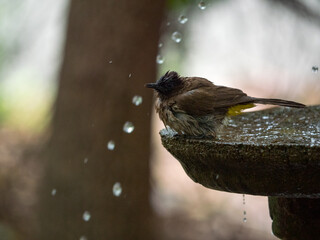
[{"xmin": 37, "ymin": 0, "xmax": 164, "ymax": 239}]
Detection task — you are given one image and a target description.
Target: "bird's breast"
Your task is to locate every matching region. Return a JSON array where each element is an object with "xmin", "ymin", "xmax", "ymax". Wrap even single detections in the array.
[{"xmin": 155, "ymin": 99, "xmax": 173, "ymax": 126}]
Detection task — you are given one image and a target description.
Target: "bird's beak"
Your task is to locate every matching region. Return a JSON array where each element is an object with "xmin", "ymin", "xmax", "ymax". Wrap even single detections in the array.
[{"xmin": 145, "ymin": 83, "xmax": 157, "ymax": 89}]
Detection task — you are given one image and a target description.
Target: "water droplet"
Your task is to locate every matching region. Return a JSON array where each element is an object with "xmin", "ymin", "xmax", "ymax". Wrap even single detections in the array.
[
  {"xmin": 242, "ymin": 195, "xmax": 247, "ymax": 222},
  {"xmin": 132, "ymin": 95, "xmax": 143, "ymax": 106},
  {"xmin": 312, "ymin": 66, "xmax": 318, "ymax": 73},
  {"xmin": 198, "ymin": 1, "xmax": 207, "ymax": 10},
  {"xmin": 171, "ymin": 31, "xmax": 182, "ymax": 43},
  {"xmin": 158, "ymin": 42, "xmax": 163, "ymax": 48},
  {"xmin": 215, "ymin": 174, "xmax": 219, "ymax": 179},
  {"xmin": 243, "ymin": 212, "xmax": 247, "ymax": 223},
  {"xmin": 178, "ymin": 15, "xmax": 188, "ymax": 24},
  {"xmin": 107, "ymin": 140, "xmax": 115, "ymax": 150},
  {"xmin": 123, "ymin": 122, "xmax": 134, "ymax": 133},
  {"xmin": 156, "ymin": 55, "xmax": 165, "ymax": 64},
  {"xmin": 128, "ymin": 73, "xmax": 132, "ymax": 78},
  {"xmin": 83, "ymin": 211, "xmax": 91, "ymax": 222},
  {"xmin": 310, "ymin": 138, "xmax": 317, "ymax": 147},
  {"xmin": 113, "ymin": 182, "xmax": 122, "ymax": 197},
  {"xmin": 109, "ymin": 60, "xmax": 113, "ymax": 64},
  {"xmin": 80, "ymin": 236, "xmax": 87, "ymax": 240},
  {"xmin": 166, "ymin": 22, "xmax": 171, "ymax": 26},
  {"xmin": 51, "ymin": 189, "xmax": 57, "ymax": 196},
  {"xmin": 84, "ymin": 158, "xmax": 88, "ymax": 164}
]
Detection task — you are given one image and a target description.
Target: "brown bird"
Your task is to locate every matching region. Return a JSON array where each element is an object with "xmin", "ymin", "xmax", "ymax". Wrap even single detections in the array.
[{"xmin": 145, "ymin": 71, "xmax": 305, "ymax": 137}]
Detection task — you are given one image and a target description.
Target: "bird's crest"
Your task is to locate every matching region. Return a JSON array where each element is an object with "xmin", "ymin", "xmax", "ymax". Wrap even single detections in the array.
[{"xmin": 146, "ymin": 71, "xmax": 183, "ymax": 96}]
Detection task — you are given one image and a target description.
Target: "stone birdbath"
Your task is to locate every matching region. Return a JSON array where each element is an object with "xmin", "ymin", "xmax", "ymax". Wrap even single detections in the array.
[{"xmin": 160, "ymin": 105, "xmax": 320, "ymax": 240}]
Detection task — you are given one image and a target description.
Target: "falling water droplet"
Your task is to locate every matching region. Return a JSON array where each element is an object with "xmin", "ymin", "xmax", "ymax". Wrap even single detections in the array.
[
  {"xmin": 123, "ymin": 122, "xmax": 134, "ymax": 133},
  {"xmin": 312, "ymin": 66, "xmax": 318, "ymax": 73},
  {"xmin": 82, "ymin": 211, "xmax": 91, "ymax": 222},
  {"xmin": 128, "ymin": 73, "xmax": 132, "ymax": 78},
  {"xmin": 156, "ymin": 55, "xmax": 165, "ymax": 64},
  {"xmin": 242, "ymin": 194, "xmax": 247, "ymax": 222},
  {"xmin": 158, "ymin": 42, "xmax": 163, "ymax": 48},
  {"xmin": 80, "ymin": 236, "xmax": 87, "ymax": 240},
  {"xmin": 132, "ymin": 95, "xmax": 143, "ymax": 106},
  {"xmin": 215, "ymin": 174, "xmax": 219, "ymax": 179},
  {"xmin": 178, "ymin": 15, "xmax": 188, "ymax": 24},
  {"xmin": 107, "ymin": 140, "xmax": 115, "ymax": 150},
  {"xmin": 51, "ymin": 189, "xmax": 57, "ymax": 196},
  {"xmin": 167, "ymin": 22, "xmax": 171, "ymax": 26},
  {"xmin": 113, "ymin": 182, "xmax": 122, "ymax": 197},
  {"xmin": 109, "ymin": 60, "xmax": 113, "ymax": 64},
  {"xmin": 198, "ymin": 1, "xmax": 207, "ymax": 10},
  {"xmin": 243, "ymin": 211, "xmax": 247, "ymax": 222},
  {"xmin": 84, "ymin": 158, "xmax": 88, "ymax": 164},
  {"xmin": 171, "ymin": 31, "xmax": 182, "ymax": 43}
]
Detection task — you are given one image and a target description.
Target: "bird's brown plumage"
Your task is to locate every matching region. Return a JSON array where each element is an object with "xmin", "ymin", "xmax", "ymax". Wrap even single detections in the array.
[
  {"xmin": 146, "ymin": 71, "xmax": 305, "ymax": 137},
  {"xmin": 173, "ymin": 77, "xmax": 254, "ymax": 115}
]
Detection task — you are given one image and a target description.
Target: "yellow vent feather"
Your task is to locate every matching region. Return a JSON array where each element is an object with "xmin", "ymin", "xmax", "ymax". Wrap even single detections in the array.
[{"xmin": 227, "ymin": 103, "xmax": 255, "ymax": 116}]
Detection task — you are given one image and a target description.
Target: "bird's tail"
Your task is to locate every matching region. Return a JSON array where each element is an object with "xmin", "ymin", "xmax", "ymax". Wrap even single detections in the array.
[{"xmin": 251, "ymin": 98, "xmax": 305, "ymax": 108}]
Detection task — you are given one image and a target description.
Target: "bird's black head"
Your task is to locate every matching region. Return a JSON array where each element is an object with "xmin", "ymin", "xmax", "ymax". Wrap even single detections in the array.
[{"xmin": 145, "ymin": 71, "xmax": 183, "ymax": 97}]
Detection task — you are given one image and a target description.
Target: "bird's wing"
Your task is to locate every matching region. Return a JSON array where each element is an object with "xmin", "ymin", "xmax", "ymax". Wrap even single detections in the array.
[{"xmin": 174, "ymin": 85, "xmax": 253, "ymax": 116}]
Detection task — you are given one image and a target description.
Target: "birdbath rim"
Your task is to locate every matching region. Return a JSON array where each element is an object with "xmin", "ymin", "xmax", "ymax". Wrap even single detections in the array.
[{"xmin": 160, "ymin": 105, "xmax": 320, "ymax": 198}]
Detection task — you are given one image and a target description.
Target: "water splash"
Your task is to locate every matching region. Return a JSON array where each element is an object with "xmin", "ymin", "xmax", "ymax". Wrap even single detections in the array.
[
  {"xmin": 242, "ymin": 194, "xmax": 247, "ymax": 223},
  {"xmin": 243, "ymin": 210, "xmax": 247, "ymax": 222},
  {"xmin": 156, "ymin": 55, "xmax": 165, "ymax": 64},
  {"xmin": 107, "ymin": 140, "xmax": 115, "ymax": 150},
  {"xmin": 51, "ymin": 189, "xmax": 57, "ymax": 196},
  {"xmin": 312, "ymin": 66, "xmax": 318, "ymax": 73},
  {"xmin": 123, "ymin": 122, "xmax": 135, "ymax": 133},
  {"xmin": 113, "ymin": 182, "xmax": 122, "ymax": 197},
  {"xmin": 171, "ymin": 31, "xmax": 182, "ymax": 43},
  {"xmin": 132, "ymin": 95, "xmax": 143, "ymax": 106},
  {"xmin": 198, "ymin": 1, "xmax": 207, "ymax": 10},
  {"xmin": 178, "ymin": 15, "xmax": 188, "ymax": 24},
  {"xmin": 82, "ymin": 211, "xmax": 91, "ymax": 222}
]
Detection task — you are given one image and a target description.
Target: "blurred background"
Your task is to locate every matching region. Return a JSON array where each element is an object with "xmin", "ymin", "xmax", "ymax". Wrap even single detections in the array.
[{"xmin": 0, "ymin": 0, "xmax": 319, "ymax": 239}]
